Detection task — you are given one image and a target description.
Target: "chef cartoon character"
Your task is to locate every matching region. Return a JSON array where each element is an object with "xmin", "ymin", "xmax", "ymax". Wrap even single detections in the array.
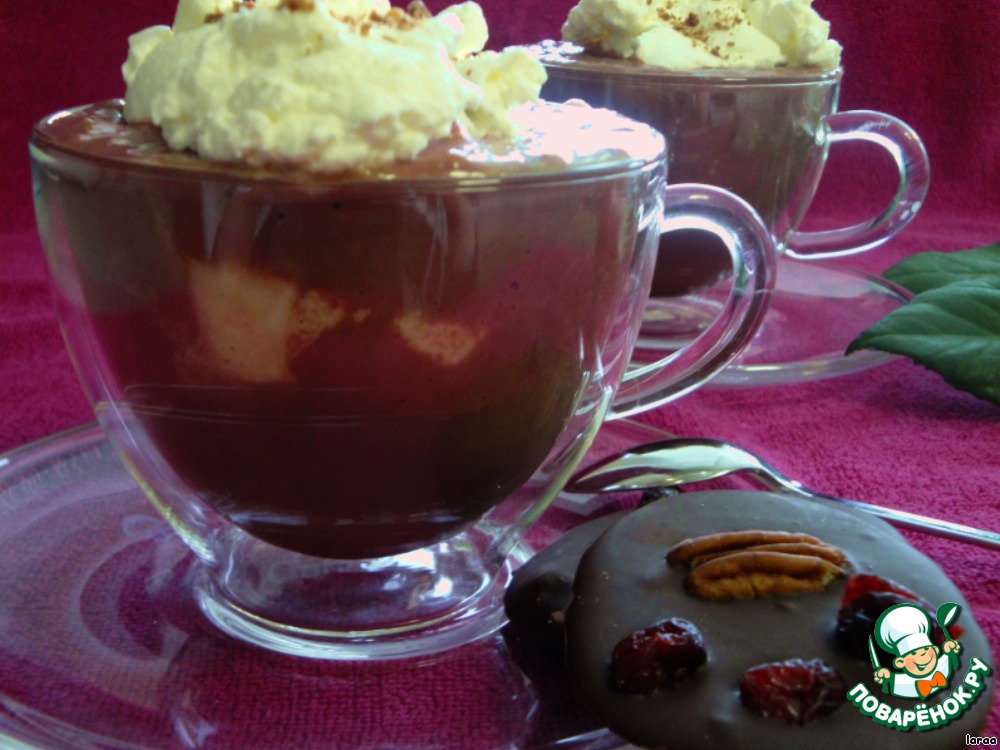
[{"xmin": 873, "ymin": 602, "xmax": 961, "ymax": 699}]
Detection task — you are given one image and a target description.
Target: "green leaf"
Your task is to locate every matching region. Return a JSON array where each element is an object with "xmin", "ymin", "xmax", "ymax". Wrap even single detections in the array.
[
  {"xmin": 847, "ymin": 277, "xmax": 1000, "ymax": 405},
  {"xmin": 883, "ymin": 243, "xmax": 1000, "ymax": 294}
]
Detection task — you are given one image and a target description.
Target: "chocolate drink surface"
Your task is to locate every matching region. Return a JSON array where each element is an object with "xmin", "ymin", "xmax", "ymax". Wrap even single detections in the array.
[
  {"xmin": 35, "ymin": 101, "xmax": 658, "ymax": 559},
  {"xmin": 539, "ymin": 48, "xmax": 836, "ymax": 296}
]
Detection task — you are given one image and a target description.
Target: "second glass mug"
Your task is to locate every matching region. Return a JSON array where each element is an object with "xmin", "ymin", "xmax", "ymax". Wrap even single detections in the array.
[
  {"xmin": 533, "ymin": 43, "xmax": 930, "ymax": 349},
  {"xmin": 31, "ymin": 100, "xmax": 775, "ymax": 659}
]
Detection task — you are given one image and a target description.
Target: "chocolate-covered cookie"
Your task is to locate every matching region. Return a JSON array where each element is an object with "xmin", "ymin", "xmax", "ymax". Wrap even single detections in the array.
[
  {"xmin": 565, "ymin": 491, "xmax": 994, "ymax": 749},
  {"xmin": 504, "ymin": 512, "xmax": 625, "ymax": 642}
]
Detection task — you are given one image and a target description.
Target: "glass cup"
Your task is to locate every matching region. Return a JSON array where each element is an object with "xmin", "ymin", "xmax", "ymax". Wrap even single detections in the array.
[
  {"xmin": 31, "ymin": 99, "xmax": 775, "ymax": 659},
  {"xmin": 532, "ymin": 42, "xmax": 930, "ymax": 377}
]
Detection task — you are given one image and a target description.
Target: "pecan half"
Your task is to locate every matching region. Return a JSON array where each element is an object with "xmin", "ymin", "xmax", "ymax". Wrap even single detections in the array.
[
  {"xmin": 667, "ymin": 530, "xmax": 848, "ymax": 601},
  {"xmin": 667, "ymin": 530, "xmax": 827, "ymax": 566},
  {"xmin": 688, "ymin": 541, "xmax": 847, "ymax": 569}
]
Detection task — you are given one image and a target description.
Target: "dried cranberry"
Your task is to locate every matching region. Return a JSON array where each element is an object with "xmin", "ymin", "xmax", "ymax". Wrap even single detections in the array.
[
  {"xmin": 838, "ymin": 574, "xmax": 964, "ymax": 637},
  {"xmin": 609, "ymin": 618, "xmax": 707, "ymax": 694},
  {"xmin": 739, "ymin": 658, "xmax": 846, "ymax": 725},
  {"xmin": 836, "ymin": 591, "xmax": 952, "ymax": 660},
  {"xmin": 839, "ymin": 574, "xmax": 920, "ymax": 609}
]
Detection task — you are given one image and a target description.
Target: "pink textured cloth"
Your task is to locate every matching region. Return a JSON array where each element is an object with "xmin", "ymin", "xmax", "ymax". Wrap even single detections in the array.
[{"xmin": 1, "ymin": 0, "xmax": 998, "ymax": 745}]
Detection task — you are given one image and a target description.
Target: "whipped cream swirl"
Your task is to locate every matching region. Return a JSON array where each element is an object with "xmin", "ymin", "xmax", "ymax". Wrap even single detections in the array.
[
  {"xmin": 562, "ymin": 0, "xmax": 842, "ymax": 71},
  {"xmin": 123, "ymin": 0, "xmax": 546, "ymax": 171}
]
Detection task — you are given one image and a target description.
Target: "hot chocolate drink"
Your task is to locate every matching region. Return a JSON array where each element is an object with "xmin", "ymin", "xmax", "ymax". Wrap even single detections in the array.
[
  {"xmin": 34, "ymin": 99, "xmax": 662, "ymax": 559},
  {"xmin": 32, "ymin": 0, "xmax": 779, "ymax": 654},
  {"xmin": 535, "ymin": 44, "xmax": 838, "ymax": 297},
  {"xmin": 535, "ymin": 0, "xmax": 843, "ymax": 296}
]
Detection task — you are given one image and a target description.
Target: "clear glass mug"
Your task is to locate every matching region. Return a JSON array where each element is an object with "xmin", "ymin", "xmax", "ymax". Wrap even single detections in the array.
[
  {"xmin": 532, "ymin": 42, "xmax": 930, "ymax": 340},
  {"xmin": 31, "ymin": 100, "xmax": 775, "ymax": 659}
]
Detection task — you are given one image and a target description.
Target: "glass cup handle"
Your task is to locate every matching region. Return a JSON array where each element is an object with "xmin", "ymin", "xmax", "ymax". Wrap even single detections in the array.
[
  {"xmin": 785, "ymin": 110, "xmax": 930, "ymax": 260},
  {"xmin": 608, "ymin": 184, "xmax": 777, "ymax": 419}
]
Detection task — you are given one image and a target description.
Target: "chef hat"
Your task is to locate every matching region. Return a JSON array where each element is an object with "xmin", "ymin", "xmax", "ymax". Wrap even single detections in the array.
[{"xmin": 876, "ymin": 603, "xmax": 933, "ymax": 657}]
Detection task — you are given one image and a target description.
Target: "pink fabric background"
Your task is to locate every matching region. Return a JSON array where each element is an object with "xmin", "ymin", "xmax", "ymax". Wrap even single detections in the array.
[{"xmin": 1, "ymin": 0, "xmax": 998, "ymax": 744}]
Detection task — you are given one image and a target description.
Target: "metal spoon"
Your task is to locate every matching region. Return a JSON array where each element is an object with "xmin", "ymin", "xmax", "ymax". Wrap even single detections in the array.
[{"xmin": 567, "ymin": 437, "xmax": 1000, "ymax": 550}]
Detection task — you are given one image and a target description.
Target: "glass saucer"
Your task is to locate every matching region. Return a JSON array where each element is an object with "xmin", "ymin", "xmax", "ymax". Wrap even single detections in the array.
[
  {"xmin": 634, "ymin": 257, "xmax": 911, "ymax": 387},
  {"xmin": 0, "ymin": 420, "xmax": 660, "ymax": 750}
]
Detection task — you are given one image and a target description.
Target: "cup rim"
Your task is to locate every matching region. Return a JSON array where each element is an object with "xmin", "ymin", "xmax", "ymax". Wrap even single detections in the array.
[
  {"xmin": 526, "ymin": 40, "xmax": 843, "ymax": 86},
  {"xmin": 31, "ymin": 99, "xmax": 666, "ymax": 192}
]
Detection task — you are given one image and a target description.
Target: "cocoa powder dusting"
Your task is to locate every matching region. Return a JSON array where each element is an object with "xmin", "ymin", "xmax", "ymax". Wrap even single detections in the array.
[
  {"xmin": 383, "ymin": 7, "xmax": 420, "ymax": 30},
  {"xmin": 201, "ymin": 0, "xmax": 423, "ymax": 37},
  {"xmin": 277, "ymin": 0, "xmax": 316, "ymax": 10},
  {"xmin": 654, "ymin": 2, "xmax": 748, "ymax": 61},
  {"xmin": 406, "ymin": 0, "xmax": 433, "ymax": 20},
  {"xmin": 324, "ymin": 4, "xmax": 423, "ymax": 33}
]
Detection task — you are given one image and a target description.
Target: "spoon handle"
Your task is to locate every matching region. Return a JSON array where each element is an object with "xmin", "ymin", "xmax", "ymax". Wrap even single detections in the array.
[
  {"xmin": 568, "ymin": 432, "xmax": 1000, "ymax": 551},
  {"xmin": 745, "ymin": 469, "xmax": 1000, "ymax": 551}
]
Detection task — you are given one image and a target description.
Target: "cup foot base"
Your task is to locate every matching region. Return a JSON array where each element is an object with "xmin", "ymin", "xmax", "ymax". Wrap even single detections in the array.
[{"xmin": 194, "ymin": 536, "xmax": 532, "ymax": 660}]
